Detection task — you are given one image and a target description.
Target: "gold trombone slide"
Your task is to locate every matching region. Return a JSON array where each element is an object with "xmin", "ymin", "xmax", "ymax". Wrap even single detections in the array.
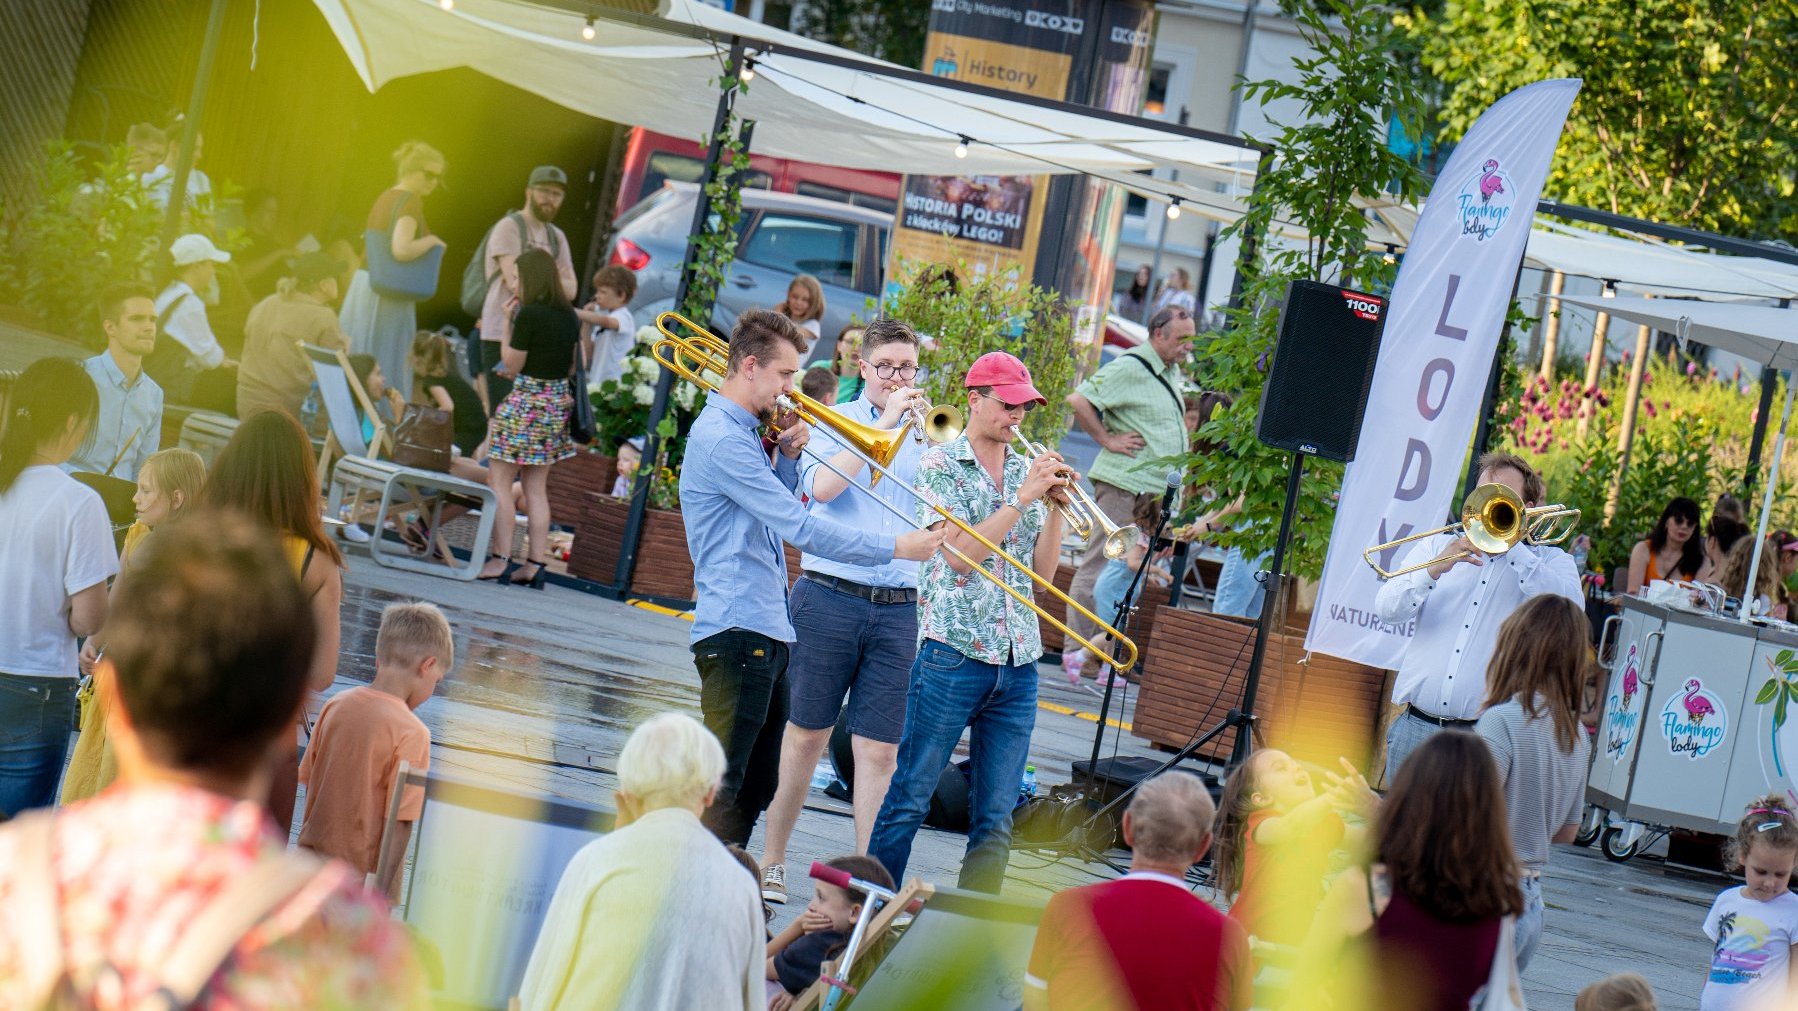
[{"xmin": 652, "ymin": 311, "xmax": 1140, "ymax": 671}]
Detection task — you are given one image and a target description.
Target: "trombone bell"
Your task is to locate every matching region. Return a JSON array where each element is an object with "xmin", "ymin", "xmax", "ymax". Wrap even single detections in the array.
[{"xmin": 1362, "ymin": 483, "xmax": 1579, "ymax": 580}]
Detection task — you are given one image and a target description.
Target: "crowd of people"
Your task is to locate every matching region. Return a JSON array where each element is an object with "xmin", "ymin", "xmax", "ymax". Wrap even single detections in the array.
[{"xmin": 7, "ymin": 135, "xmax": 1797, "ymax": 1011}]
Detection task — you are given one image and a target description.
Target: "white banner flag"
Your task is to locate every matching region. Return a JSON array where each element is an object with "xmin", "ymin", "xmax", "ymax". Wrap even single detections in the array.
[{"xmin": 1305, "ymin": 79, "xmax": 1581, "ymax": 668}]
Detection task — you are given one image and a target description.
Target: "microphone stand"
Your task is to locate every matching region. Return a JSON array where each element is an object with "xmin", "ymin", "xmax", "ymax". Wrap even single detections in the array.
[{"xmin": 1081, "ymin": 483, "xmax": 1177, "ymax": 795}]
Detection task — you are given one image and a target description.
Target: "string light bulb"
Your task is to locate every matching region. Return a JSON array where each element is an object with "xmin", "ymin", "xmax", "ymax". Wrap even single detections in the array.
[
  {"xmin": 581, "ymin": 16, "xmax": 595, "ymax": 40},
  {"xmin": 1166, "ymin": 198, "xmax": 1182, "ymax": 221},
  {"xmin": 438, "ymin": 0, "xmax": 453, "ymax": 8},
  {"xmin": 954, "ymin": 135, "xmax": 970, "ymax": 159},
  {"xmin": 740, "ymin": 56, "xmax": 756, "ymax": 83},
  {"xmin": 1382, "ymin": 244, "xmax": 1397, "ymax": 265}
]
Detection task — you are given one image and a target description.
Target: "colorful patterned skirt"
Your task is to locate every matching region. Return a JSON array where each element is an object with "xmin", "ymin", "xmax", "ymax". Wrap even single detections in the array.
[{"xmin": 488, "ymin": 375, "xmax": 574, "ymax": 466}]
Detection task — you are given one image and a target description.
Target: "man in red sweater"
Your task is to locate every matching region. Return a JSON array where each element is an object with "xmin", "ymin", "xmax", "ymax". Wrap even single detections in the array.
[{"xmin": 1025, "ymin": 771, "xmax": 1250, "ymax": 1011}]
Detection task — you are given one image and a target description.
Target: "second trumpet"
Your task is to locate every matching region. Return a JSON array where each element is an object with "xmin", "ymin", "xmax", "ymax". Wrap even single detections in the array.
[{"xmin": 1009, "ymin": 427, "xmax": 1138, "ymax": 561}]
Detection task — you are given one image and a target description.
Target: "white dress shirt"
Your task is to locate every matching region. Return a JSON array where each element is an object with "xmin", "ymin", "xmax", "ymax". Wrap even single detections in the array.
[
  {"xmin": 1374, "ymin": 533, "xmax": 1583, "ymax": 720},
  {"xmin": 154, "ymin": 281, "xmax": 225, "ymax": 370}
]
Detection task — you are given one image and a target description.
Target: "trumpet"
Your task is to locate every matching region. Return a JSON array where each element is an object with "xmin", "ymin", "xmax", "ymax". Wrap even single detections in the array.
[
  {"xmin": 1362, "ymin": 483, "xmax": 1582, "ymax": 579},
  {"xmin": 1009, "ymin": 427, "xmax": 1139, "ymax": 561},
  {"xmin": 888, "ymin": 383, "xmax": 963, "ymax": 445},
  {"xmin": 653, "ymin": 311, "xmax": 1140, "ymax": 670}
]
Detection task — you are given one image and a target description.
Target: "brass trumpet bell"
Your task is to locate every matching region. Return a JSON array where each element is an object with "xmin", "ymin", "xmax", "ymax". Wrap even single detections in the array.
[{"xmin": 920, "ymin": 404, "xmax": 964, "ymax": 444}]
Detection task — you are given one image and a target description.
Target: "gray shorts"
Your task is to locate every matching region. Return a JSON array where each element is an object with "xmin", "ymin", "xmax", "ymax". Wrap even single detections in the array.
[{"xmin": 786, "ymin": 575, "xmax": 918, "ymax": 744}]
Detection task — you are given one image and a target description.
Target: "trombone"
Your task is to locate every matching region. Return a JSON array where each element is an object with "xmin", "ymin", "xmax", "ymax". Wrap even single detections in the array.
[
  {"xmin": 1362, "ymin": 483, "xmax": 1581, "ymax": 579},
  {"xmin": 1009, "ymin": 427, "xmax": 1139, "ymax": 561},
  {"xmin": 653, "ymin": 311, "xmax": 1140, "ymax": 671}
]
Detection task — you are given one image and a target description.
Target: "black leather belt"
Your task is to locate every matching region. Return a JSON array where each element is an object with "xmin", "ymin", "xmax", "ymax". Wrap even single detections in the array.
[
  {"xmin": 1405, "ymin": 705, "xmax": 1477, "ymax": 729},
  {"xmin": 803, "ymin": 571, "xmax": 917, "ymax": 605}
]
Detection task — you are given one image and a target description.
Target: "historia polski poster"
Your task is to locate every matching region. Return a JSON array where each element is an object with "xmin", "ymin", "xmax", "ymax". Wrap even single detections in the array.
[{"xmin": 1305, "ymin": 79, "xmax": 1581, "ymax": 668}]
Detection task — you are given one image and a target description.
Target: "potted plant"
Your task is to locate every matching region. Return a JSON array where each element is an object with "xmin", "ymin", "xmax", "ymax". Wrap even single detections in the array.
[{"xmin": 567, "ymin": 445, "xmax": 696, "ymax": 601}]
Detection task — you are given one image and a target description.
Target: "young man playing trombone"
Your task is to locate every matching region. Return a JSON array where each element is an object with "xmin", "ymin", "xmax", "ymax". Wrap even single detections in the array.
[
  {"xmin": 868, "ymin": 351, "xmax": 1070, "ymax": 893},
  {"xmin": 758, "ymin": 319, "xmax": 933, "ymax": 904},
  {"xmin": 680, "ymin": 310, "xmax": 944, "ymax": 848}
]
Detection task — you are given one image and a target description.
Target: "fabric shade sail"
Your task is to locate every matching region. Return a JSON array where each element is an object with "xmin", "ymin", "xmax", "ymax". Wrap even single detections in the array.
[{"xmin": 1558, "ymin": 295, "xmax": 1798, "ymax": 370}]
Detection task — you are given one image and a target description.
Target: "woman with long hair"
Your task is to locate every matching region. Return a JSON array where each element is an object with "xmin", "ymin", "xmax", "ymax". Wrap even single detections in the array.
[
  {"xmin": 1720, "ymin": 534, "xmax": 1787, "ymax": 619},
  {"xmin": 0, "ymin": 357, "xmax": 115, "ymax": 816},
  {"xmin": 1627, "ymin": 496, "xmax": 1711, "ymax": 592},
  {"xmin": 202, "ymin": 411, "xmax": 345, "ymax": 832},
  {"xmin": 480, "ymin": 247, "xmax": 599, "ymax": 587},
  {"xmin": 1706, "ymin": 493, "xmax": 1749, "ymax": 573},
  {"xmin": 774, "ymin": 274, "xmax": 826, "ymax": 355},
  {"xmin": 1300, "ymin": 732, "xmax": 1524, "ymax": 1011},
  {"xmin": 1115, "ymin": 264, "xmax": 1152, "ymax": 320},
  {"xmin": 338, "ymin": 140, "xmax": 447, "ymax": 399},
  {"xmin": 1476, "ymin": 593, "xmax": 1591, "ymax": 970}
]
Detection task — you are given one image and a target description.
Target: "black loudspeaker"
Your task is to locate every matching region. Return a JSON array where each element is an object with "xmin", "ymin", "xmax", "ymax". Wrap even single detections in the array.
[{"xmin": 1254, "ymin": 279, "xmax": 1390, "ymax": 462}]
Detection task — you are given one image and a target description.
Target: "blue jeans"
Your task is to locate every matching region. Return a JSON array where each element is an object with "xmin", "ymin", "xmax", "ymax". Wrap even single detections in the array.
[
  {"xmin": 868, "ymin": 640, "xmax": 1038, "ymax": 893},
  {"xmin": 1213, "ymin": 546, "xmax": 1269, "ymax": 619},
  {"xmin": 1516, "ymin": 874, "xmax": 1544, "ymax": 970},
  {"xmin": 0, "ymin": 675, "xmax": 77, "ymax": 818}
]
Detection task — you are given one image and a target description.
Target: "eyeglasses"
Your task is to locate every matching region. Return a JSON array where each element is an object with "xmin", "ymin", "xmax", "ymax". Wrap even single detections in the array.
[
  {"xmin": 870, "ymin": 363, "xmax": 919, "ymax": 381},
  {"xmin": 981, "ymin": 391, "xmax": 1037, "ymax": 414}
]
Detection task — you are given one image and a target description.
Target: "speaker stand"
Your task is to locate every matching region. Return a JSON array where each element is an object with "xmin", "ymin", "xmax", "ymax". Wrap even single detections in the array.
[{"xmin": 1047, "ymin": 450, "xmax": 1308, "ymax": 866}]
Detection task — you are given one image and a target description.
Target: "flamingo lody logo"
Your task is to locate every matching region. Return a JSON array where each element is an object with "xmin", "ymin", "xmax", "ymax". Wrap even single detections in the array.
[
  {"xmin": 1660, "ymin": 676, "xmax": 1728, "ymax": 761},
  {"xmin": 1340, "ymin": 291, "xmax": 1383, "ymax": 322},
  {"xmin": 1456, "ymin": 157, "xmax": 1515, "ymax": 243}
]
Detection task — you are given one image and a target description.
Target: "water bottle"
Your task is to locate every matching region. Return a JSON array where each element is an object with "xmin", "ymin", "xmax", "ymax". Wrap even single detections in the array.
[
  {"xmin": 810, "ymin": 760, "xmax": 835, "ymax": 792},
  {"xmin": 1020, "ymin": 765, "xmax": 1038, "ymax": 802}
]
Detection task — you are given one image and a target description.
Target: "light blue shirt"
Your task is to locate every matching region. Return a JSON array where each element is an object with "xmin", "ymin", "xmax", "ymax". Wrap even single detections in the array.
[
  {"xmin": 680, "ymin": 395, "xmax": 894, "ymax": 644},
  {"xmin": 67, "ymin": 352, "xmax": 162, "ymax": 480},
  {"xmin": 798, "ymin": 393, "xmax": 925, "ymax": 588}
]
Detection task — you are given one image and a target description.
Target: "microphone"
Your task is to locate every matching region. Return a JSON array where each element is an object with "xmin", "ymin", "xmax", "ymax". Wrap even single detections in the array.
[{"xmin": 1161, "ymin": 469, "xmax": 1181, "ymax": 513}]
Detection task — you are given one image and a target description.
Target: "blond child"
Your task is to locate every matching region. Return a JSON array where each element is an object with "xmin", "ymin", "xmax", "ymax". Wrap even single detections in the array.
[
  {"xmin": 765, "ymin": 854, "xmax": 893, "ymax": 1010},
  {"xmin": 298, "ymin": 601, "xmax": 453, "ymax": 896},
  {"xmin": 1701, "ymin": 796, "xmax": 1798, "ymax": 1010},
  {"xmin": 63, "ymin": 448, "xmax": 206, "ymax": 803},
  {"xmin": 1578, "ymin": 972, "xmax": 1657, "ymax": 1011}
]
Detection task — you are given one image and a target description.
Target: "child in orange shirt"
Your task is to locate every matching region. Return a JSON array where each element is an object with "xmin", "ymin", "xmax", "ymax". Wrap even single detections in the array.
[
  {"xmin": 1212, "ymin": 749, "xmax": 1370, "ymax": 951},
  {"xmin": 298, "ymin": 601, "xmax": 453, "ymax": 896}
]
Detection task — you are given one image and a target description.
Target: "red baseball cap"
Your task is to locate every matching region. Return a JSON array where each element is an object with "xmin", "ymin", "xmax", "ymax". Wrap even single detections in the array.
[{"xmin": 964, "ymin": 351, "xmax": 1046, "ymax": 406}]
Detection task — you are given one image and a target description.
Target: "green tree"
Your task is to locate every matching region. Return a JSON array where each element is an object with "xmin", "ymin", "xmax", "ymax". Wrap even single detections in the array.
[
  {"xmin": 789, "ymin": 0, "xmax": 929, "ymax": 68},
  {"xmin": 1183, "ymin": 0, "xmax": 1426, "ymax": 579},
  {"xmin": 1404, "ymin": 0, "xmax": 1798, "ymax": 236}
]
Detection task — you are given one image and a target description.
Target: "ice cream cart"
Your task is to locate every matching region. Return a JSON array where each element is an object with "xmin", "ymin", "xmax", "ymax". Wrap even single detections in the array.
[{"xmin": 1588, "ymin": 596, "xmax": 1798, "ymax": 859}]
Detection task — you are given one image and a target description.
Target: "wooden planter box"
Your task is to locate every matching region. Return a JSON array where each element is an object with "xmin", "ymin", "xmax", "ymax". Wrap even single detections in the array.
[
  {"xmin": 1134, "ymin": 608, "xmax": 1385, "ymax": 768},
  {"xmin": 1033, "ymin": 563, "xmax": 1079, "ymax": 654},
  {"xmin": 567, "ymin": 492, "xmax": 694, "ymax": 601},
  {"xmin": 546, "ymin": 453, "xmax": 617, "ymax": 534}
]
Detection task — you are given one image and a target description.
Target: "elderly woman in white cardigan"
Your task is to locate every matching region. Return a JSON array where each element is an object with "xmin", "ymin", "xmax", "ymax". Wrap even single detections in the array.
[{"xmin": 520, "ymin": 713, "xmax": 764, "ymax": 1011}]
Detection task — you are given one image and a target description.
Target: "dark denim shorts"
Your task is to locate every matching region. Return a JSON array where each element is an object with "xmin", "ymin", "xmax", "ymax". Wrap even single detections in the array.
[{"xmin": 786, "ymin": 576, "xmax": 917, "ymax": 743}]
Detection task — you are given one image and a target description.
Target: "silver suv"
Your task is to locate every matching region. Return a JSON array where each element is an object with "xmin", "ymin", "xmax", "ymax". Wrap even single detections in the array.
[{"xmin": 609, "ymin": 183, "xmax": 892, "ymax": 364}]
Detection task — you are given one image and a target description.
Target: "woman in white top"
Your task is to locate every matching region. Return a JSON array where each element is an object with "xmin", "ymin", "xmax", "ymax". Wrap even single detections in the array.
[
  {"xmin": 0, "ymin": 357, "xmax": 118, "ymax": 816},
  {"xmin": 776, "ymin": 274, "xmax": 826, "ymax": 357},
  {"xmin": 1153, "ymin": 266, "xmax": 1197, "ymax": 316},
  {"xmin": 521, "ymin": 713, "xmax": 764, "ymax": 1011}
]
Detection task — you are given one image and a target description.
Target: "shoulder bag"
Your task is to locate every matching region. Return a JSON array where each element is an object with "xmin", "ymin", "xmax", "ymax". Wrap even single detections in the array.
[
  {"xmin": 391, "ymin": 403, "xmax": 455, "ymax": 471},
  {"xmin": 568, "ymin": 336, "xmax": 596, "ymax": 446},
  {"xmin": 365, "ymin": 191, "xmax": 444, "ymax": 302}
]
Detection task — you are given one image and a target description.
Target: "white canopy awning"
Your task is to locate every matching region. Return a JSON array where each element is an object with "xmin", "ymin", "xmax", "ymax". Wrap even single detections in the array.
[
  {"xmin": 309, "ymin": 0, "xmax": 1261, "ymax": 218},
  {"xmin": 1560, "ymin": 294, "xmax": 1798, "ymax": 370}
]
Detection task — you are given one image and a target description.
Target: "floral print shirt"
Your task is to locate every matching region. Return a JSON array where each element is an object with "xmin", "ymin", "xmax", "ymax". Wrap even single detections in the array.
[
  {"xmin": 0, "ymin": 783, "xmax": 427, "ymax": 1010},
  {"xmin": 915, "ymin": 434, "xmax": 1048, "ymax": 665}
]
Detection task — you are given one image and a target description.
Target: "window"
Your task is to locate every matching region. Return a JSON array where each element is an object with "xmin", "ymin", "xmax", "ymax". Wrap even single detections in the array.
[
  {"xmin": 795, "ymin": 181, "xmax": 898, "ymax": 216},
  {"xmin": 1123, "ymin": 168, "xmax": 1154, "ymax": 221},
  {"xmin": 738, "ymin": 213, "xmax": 860, "ymax": 287},
  {"xmin": 1143, "ymin": 65, "xmax": 1172, "ymax": 118}
]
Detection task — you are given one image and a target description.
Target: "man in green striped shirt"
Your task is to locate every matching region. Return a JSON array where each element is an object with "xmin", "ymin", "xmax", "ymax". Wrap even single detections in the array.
[{"xmin": 1062, "ymin": 306, "xmax": 1197, "ymax": 676}]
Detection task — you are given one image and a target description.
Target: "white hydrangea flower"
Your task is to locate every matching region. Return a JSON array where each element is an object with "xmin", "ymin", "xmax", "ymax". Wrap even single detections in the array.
[
  {"xmin": 631, "ymin": 355, "xmax": 660, "ymax": 379},
  {"xmin": 633, "ymin": 383, "xmax": 656, "ymax": 406},
  {"xmin": 674, "ymin": 382, "xmax": 697, "ymax": 411},
  {"xmin": 634, "ymin": 324, "xmax": 658, "ymax": 347}
]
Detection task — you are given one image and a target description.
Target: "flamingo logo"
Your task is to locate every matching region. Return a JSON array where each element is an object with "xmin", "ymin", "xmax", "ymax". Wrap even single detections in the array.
[
  {"xmin": 1620, "ymin": 644, "xmax": 1640, "ymax": 707},
  {"xmin": 1661, "ymin": 676, "xmax": 1728, "ymax": 760},
  {"xmin": 1457, "ymin": 156, "xmax": 1515, "ymax": 243}
]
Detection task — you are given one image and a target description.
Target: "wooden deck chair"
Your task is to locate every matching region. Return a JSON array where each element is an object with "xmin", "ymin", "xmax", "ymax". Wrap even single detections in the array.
[
  {"xmin": 175, "ymin": 409, "xmax": 240, "ymax": 468},
  {"xmin": 792, "ymin": 879, "xmax": 935, "ymax": 1011},
  {"xmin": 304, "ymin": 344, "xmax": 498, "ymax": 580}
]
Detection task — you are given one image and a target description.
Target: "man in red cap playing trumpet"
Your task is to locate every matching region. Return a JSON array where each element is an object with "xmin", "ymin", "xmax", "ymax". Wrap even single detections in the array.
[{"xmin": 868, "ymin": 351, "xmax": 1072, "ymax": 892}]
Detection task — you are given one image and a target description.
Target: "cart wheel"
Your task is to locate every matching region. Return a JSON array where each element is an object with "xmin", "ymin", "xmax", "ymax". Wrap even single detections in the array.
[
  {"xmin": 1601, "ymin": 826, "xmax": 1641, "ymax": 862},
  {"xmin": 1574, "ymin": 806, "xmax": 1603, "ymax": 848}
]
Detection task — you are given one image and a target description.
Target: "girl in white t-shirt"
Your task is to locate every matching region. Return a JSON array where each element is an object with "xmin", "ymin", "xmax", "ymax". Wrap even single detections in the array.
[
  {"xmin": 0, "ymin": 357, "xmax": 118, "ymax": 816},
  {"xmin": 1702, "ymin": 796, "xmax": 1798, "ymax": 1010}
]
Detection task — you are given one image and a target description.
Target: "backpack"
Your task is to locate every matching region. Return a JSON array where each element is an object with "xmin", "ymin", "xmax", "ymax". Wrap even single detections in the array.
[
  {"xmin": 8, "ymin": 811, "xmax": 328, "ymax": 1011},
  {"xmin": 459, "ymin": 212, "xmax": 563, "ymax": 317}
]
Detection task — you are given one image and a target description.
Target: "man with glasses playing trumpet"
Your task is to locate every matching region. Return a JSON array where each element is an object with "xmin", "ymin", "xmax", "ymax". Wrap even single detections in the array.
[
  {"xmin": 680, "ymin": 310, "xmax": 944, "ymax": 850},
  {"xmin": 869, "ymin": 351, "xmax": 1073, "ymax": 893},
  {"xmin": 1372, "ymin": 451, "xmax": 1581, "ymax": 783},
  {"xmin": 757, "ymin": 319, "xmax": 936, "ymax": 905}
]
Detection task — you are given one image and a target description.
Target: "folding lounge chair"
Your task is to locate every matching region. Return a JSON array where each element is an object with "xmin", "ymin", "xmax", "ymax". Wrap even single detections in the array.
[
  {"xmin": 175, "ymin": 410, "xmax": 240, "ymax": 467},
  {"xmin": 304, "ymin": 344, "xmax": 498, "ymax": 580}
]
